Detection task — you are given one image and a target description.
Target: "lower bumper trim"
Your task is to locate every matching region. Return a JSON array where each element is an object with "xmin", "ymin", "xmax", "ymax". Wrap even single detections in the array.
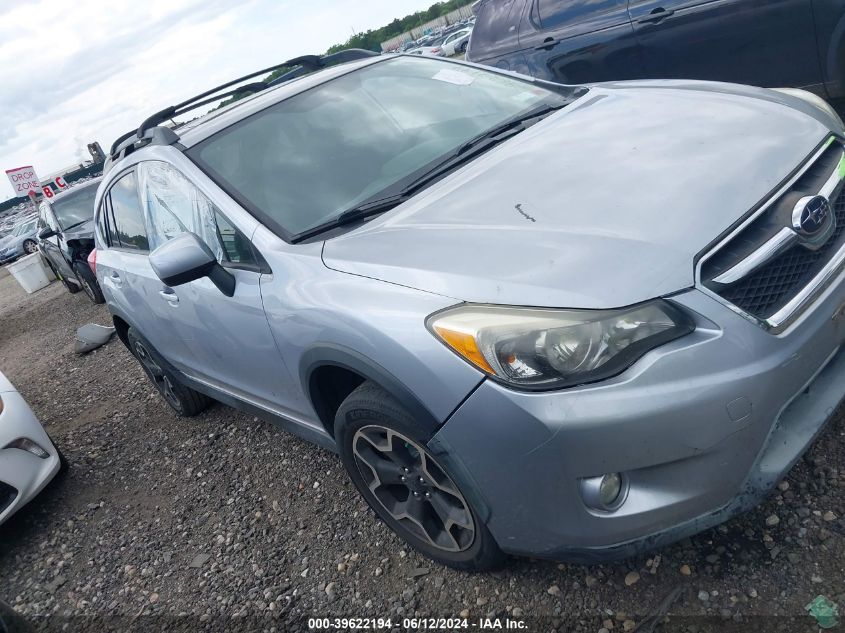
[{"xmin": 530, "ymin": 343, "xmax": 845, "ymax": 563}]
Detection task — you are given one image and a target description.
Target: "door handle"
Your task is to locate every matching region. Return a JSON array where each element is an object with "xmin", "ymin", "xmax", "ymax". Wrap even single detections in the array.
[
  {"xmin": 638, "ymin": 7, "xmax": 675, "ymax": 23},
  {"xmin": 535, "ymin": 36, "xmax": 560, "ymax": 51},
  {"xmin": 159, "ymin": 289, "xmax": 179, "ymax": 304},
  {"xmin": 109, "ymin": 271, "xmax": 122, "ymax": 286}
]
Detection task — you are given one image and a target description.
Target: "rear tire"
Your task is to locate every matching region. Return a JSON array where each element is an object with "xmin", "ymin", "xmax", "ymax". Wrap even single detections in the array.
[
  {"xmin": 127, "ymin": 327, "xmax": 211, "ymax": 417},
  {"xmin": 335, "ymin": 381, "xmax": 504, "ymax": 571},
  {"xmin": 72, "ymin": 261, "xmax": 104, "ymax": 304}
]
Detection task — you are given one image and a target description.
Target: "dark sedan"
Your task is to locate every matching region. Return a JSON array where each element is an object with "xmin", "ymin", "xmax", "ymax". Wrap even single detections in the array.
[
  {"xmin": 36, "ymin": 179, "xmax": 104, "ymax": 304},
  {"xmin": 467, "ymin": 0, "xmax": 844, "ymax": 98}
]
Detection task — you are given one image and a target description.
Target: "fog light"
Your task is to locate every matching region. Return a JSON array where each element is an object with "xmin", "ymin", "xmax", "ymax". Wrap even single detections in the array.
[
  {"xmin": 580, "ymin": 472, "xmax": 626, "ymax": 511},
  {"xmin": 4, "ymin": 437, "xmax": 50, "ymax": 459},
  {"xmin": 599, "ymin": 473, "xmax": 622, "ymax": 506}
]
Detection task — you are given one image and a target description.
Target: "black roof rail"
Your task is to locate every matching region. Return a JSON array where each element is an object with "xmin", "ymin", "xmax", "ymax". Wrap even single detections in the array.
[
  {"xmin": 136, "ymin": 49, "xmax": 378, "ymax": 138},
  {"xmin": 105, "ymin": 126, "xmax": 181, "ymax": 171},
  {"xmin": 267, "ymin": 49, "xmax": 380, "ymax": 87},
  {"xmin": 106, "ymin": 48, "xmax": 379, "ymax": 164}
]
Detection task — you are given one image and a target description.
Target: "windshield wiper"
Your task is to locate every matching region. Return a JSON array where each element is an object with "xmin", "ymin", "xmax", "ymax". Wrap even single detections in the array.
[
  {"xmin": 291, "ymin": 102, "xmax": 564, "ymax": 243},
  {"xmin": 291, "ymin": 194, "xmax": 409, "ymax": 243},
  {"xmin": 395, "ymin": 103, "xmax": 564, "ymax": 198},
  {"xmin": 455, "ymin": 103, "xmax": 563, "ymax": 157}
]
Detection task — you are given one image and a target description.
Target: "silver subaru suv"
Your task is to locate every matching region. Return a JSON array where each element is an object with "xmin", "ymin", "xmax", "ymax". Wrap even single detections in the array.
[{"xmin": 94, "ymin": 50, "xmax": 845, "ymax": 570}]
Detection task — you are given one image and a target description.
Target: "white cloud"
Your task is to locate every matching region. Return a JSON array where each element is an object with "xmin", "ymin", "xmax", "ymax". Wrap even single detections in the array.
[{"xmin": 0, "ymin": 0, "xmax": 435, "ymax": 198}]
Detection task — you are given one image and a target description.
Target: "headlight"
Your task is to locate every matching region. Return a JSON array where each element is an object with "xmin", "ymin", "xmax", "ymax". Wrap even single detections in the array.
[
  {"xmin": 770, "ymin": 88, "xmax": 844, "ymax": 132},
  {"xmin": 427, "ymin": 301, "xmax": 694, "ymax": 390}
]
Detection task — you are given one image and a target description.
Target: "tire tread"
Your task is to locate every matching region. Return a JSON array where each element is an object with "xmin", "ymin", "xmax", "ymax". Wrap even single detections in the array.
[{"xmin": 335, "ymin": 381, "xmax": 505, "ymax": 572}]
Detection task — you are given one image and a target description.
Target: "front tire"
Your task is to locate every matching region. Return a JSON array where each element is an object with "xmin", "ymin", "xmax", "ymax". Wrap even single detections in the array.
[
  {"xmin": 22, "ymin": 240, "xmax": 37, "ymax": 255},
  {"xmin": 72, "ymin": 261, "xmax": 104, "ymax": 304},
  {"xmin": 127, "ymin": 327, "xmax": 211, "ymax": 417},
  {"xmin": 335, "ymin": 381, "xmax": 504, "ymax": 571}
]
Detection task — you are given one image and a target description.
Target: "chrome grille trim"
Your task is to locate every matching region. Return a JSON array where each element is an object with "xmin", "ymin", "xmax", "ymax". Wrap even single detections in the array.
[
  {"xmin": 696, "ymin": 136, "xmax": 845, "ymax": 334},
  {"xmin": 711, "ymin": 227, "xmax": 798, "ymax": 285}
]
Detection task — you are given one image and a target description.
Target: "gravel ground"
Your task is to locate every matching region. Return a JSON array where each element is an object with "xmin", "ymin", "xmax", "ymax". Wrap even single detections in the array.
[{"xmin": 0, "ymin": 268, "xmax": 844, "ymax": 633}]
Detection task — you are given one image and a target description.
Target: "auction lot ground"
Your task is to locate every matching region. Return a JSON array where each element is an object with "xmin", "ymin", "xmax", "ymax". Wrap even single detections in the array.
[{"xmin": 0, "ymin": 269, "xmax": 843, "ymax": 633}]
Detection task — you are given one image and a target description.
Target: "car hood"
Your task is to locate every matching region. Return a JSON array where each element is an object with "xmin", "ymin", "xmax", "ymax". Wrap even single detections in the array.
[
  {"xmin": 322, "ymin": 81, "xmax": 833, "ymax": 308},
  {"xmin": 63, "ymin": 219, "xmax": 95, "ymax": 242}
]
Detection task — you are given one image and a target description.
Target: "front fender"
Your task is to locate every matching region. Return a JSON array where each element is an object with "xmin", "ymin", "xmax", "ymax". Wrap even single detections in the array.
[{"xmin": 301, "ymin": 345, "xmax": 447, "ymax": 439}]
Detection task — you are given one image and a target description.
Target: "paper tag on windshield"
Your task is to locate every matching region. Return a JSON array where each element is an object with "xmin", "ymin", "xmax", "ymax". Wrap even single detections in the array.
[
  {"xmin": 513, "ymin": 91, "xmax": 538, "ymax": 102},
  {"xmin": 432, "ymin": 68, "xmax": 474, "ymax": 86}
]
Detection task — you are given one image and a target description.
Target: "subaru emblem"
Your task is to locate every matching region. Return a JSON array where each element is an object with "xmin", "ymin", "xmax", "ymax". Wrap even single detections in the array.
[{"xmin": 792, "ymin": 194, "xmax": 834, "ymax": 250}]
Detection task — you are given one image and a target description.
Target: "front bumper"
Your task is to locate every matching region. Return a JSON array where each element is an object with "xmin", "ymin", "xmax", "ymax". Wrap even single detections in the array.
[
  {"xmin": 431, "ymin": 278, "xmax": 845, "ymax": 561},
  {"xmin": 0, "ymin": 390, "xmax": 61, "ymax": 526}
]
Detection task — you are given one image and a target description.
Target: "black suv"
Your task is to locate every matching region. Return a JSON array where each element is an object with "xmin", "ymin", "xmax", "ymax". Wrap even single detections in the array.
[
  {"xmin": 37, "ymin": 179, "xmax": 104, "ymax": 304},
  {"xmin": 467, "ymin": 0, "xmax": 843, "ymax": 98}
]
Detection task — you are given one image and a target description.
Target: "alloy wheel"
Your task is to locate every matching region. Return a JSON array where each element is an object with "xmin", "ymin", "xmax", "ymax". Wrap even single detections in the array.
[
  {"xmin": 78, "ymin": 273, "xmax": 96, "ymax": 302},
  {"xmin": 133, "ymin": 341, "xmax": 182, "ymax": 412},
  {"xmin": 23, "ymin": 240, "xmax": 37, "ymax": 254},
  {"xmin": 352, "ymin": 425, "xmax": 475, "ymax": 552}
]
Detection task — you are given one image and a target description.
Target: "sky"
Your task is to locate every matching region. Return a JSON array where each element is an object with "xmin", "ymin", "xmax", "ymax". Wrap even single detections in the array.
[{"xmin": 0, "ymin": 0, "xmax": 434, "ymax": 200}]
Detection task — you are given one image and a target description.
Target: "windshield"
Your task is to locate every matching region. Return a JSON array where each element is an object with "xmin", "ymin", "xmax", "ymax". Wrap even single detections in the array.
[
  {"xmin": 51, "ymin": 185, "xmax": 98, "ymax": 230},
  {"xmin": 189, "ymin": 56, "xmax": 565, "ymax": 239}
]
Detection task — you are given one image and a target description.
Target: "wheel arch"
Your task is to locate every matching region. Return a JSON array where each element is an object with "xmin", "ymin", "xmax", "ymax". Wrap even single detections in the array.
[
  {"xmin": 301, "ymin": 345, "xmax": 443, "ymax": 441},
  {"xmin": 111, "ymin": 314, "xmax": 132, "ymax": 350}
]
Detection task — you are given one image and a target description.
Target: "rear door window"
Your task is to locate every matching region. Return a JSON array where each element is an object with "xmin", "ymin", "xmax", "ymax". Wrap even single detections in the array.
[
  {"xmin": 534, "ymin": 0, "xmax": 628, "ymax": 30},
  {"xmin": 108, "ymin": 172, "xmax": 149, "ymax": 251},
  {"xmin": 470, "ymin": 0, "xmax": 523, "ymax": 59}
]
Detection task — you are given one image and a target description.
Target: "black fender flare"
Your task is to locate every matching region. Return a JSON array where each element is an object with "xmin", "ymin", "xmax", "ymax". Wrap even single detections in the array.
[{"xmin": 300, "ymin": 344, "xmax": 442, "ymax": 439}]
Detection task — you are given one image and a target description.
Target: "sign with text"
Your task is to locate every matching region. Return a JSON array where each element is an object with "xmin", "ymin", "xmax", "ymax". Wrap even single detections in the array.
[
  {"xmin": 5, "ymin": 166, "xmax": 41, "ymax": 197},
  {"xmin": 41, "ymin": 177, "xmax": 69, "ymax": 199}
]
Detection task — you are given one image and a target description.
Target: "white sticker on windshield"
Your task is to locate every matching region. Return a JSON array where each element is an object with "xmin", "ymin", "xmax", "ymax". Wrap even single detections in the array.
[{"xmin": 432, "ymin": 68, "xmax": 474, "ymax": 86}]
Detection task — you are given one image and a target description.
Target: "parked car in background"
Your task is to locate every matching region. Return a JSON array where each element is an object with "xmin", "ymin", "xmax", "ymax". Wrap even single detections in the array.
[
  {"xmin": 408, "ymin": 36, "xmax": 448, "ymax": 56},
  {"xmin": 36, "ymin": 179, "xmax": 105, "ymax": 304},
  {"xmin": 467, "ymin": 0, "xmax": 845, "ymax": 97},
  {"xmin": 94, "ymin": 51, "xmax": 845, "ymax": 570},
  {"xmin": 0, "ymin": 370, "xmax": 62, "ymax": 526},
  {"xmin": 441, "ymin": 27, "xmax": 473, "ymax": 57},
  {"xmin": 0, "ymin": 218, "xmax": 38, "ymax": 264}
]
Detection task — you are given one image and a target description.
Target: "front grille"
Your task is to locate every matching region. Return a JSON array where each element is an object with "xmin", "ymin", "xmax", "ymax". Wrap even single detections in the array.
[
  {"xmin": 0, "ymin": 481, "xmax": 17, "ymax": 513},
  {"xmin": 702, "ymin": 140, "xmax": 844, "ymax": 321},
  {"xmin": 718, "ymin": 190, "xmax": 845, "ymax": 317}
]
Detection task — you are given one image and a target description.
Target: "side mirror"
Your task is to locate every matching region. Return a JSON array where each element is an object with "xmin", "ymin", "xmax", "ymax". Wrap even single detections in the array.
[
  {"xmin": 38, "ymin": 227, "xmax": 56, "ymax": 240},
  {"xmin": 149, "ymin": 232, "xmax": 235, "ymax": 297}
]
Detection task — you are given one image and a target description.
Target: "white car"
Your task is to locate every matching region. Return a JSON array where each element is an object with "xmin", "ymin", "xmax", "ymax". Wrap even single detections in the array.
[
  {"xmin": 441, "ymin": 28, "xmax": 473, "ymax": 57},
  {"xmin": 0, "ymin": 371, "xmax": 61, "ymax": 525}
]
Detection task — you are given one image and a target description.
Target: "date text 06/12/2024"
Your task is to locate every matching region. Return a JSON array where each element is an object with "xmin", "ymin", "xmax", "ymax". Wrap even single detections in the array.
[{"xmin": 307, "ymin": 617, "xmax": 528, "ymax": 630}]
